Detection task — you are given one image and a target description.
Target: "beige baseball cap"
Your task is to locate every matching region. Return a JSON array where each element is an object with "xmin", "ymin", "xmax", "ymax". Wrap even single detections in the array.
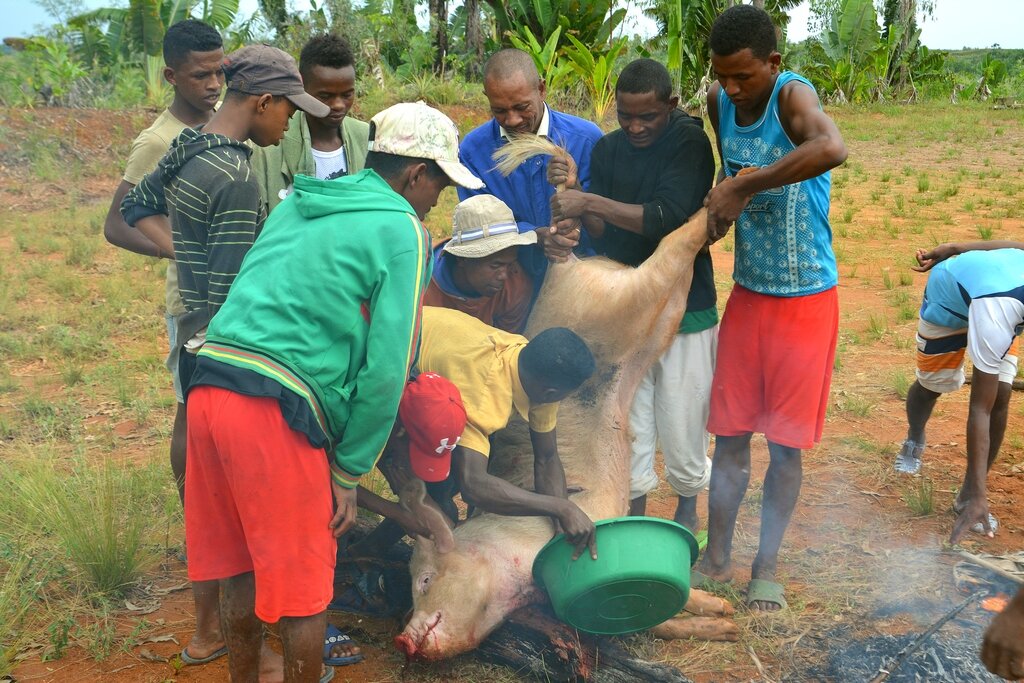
[
  {"xmin": 369, "ymin": 101, "xmax": 484, "ymax": 189},
  {"xmin": 443, "ymin": 195, "xmax": 537, "ymax": 258}
]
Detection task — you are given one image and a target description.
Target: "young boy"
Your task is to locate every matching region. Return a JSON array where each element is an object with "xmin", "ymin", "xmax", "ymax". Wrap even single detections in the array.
[
  {"xmin": 101, "ymin": 19, "xmax": 229, "ymax": 667},
  {"xmin": 699, "ymin": 5, "xmax": 848, "ymax": 612},
  {"xmin": 122, "ymin": 43, "xmax": 330, "ymax": 389},
  {"xmin": 252, "ymin": 33, "xmax": 371, "ymax": 214}
]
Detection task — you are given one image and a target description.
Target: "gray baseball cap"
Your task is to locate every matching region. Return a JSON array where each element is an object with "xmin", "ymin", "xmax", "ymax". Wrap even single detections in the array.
[{"xmin": 222, "ymin": 44, "xmax": 330, "ymax": 118}]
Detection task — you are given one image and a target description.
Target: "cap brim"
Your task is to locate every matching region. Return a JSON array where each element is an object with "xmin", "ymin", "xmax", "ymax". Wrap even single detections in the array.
[
  {"xmin": 444, "ymin": 229, "xmax": 537, "ymax": 258},
  {"xmin": 408, "ymin": 446, "xmax": 451, "ymax": 483},
  {"xmin": 285, "ymin": 92, "xmax": 331, "ymax": 118},
  {"xmin": 437, "ymin": 159, "xmax": 484, "ymax": 190}
]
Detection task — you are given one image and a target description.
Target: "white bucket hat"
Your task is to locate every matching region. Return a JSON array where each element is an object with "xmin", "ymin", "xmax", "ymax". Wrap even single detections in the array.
[
  {"xmin": 369, "ymin": 101, "xmax": 484, "ymax": 189},
  {"xmin": 443, "ymin": 195, "xmax": 537, "ymax": 258}
]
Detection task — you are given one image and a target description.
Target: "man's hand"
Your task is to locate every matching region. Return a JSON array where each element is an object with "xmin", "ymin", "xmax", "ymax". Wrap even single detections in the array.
[
  {"xmin": 550, "ymin": 189, "xmax": 588, "ymax": 223},
  {"xmin": 949, "ymin": 497, "xmax": 993, "ymax": 544},
  {"xmin": 329, "ymin": 482, "xmax": 358, "ymax": 538},
  {"xmin": 704, "ymin": 176, "xmax": 751, "ymax": 243},
  {"xmin": 912, "ymin": 244, "xmax": 959, "ymax": 272},
  {"xmin": 556, "ymin": 500, "xmax": 597, "ymax": 561},
  {"xmin": 393, "ymin": 506, "xmax": 438, "ymax": 540},
  {"xmin": 537, "ymin": 220, "xmax": 581, "ymax": 263},
  {"xmin": 981, "ymin": 590, "xmax": 1024, "ymax": 680},
  {"xmin": 547, "ymin": 153, "xmax": 578, "ymax": 190}
]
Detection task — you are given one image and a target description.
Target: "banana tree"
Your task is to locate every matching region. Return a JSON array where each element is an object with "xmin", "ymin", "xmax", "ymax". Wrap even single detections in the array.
[
  {"xmin": 484, "ymin": 0, "xmax": 625, "ymax": 50},
  {"xmin": 563, "ymin": 32, "xmax": 629, "ymax": 122},
  {"xmin": 70, "ymin": 0, "xmax": 239, "ymax": 61},
  {"xmin": 506, "ymin": 24, "xmax": 576, "ymax": 92}
]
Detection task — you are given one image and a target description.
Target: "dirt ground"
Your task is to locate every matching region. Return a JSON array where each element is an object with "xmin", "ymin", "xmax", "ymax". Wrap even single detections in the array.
[{"xmin": 2, "ymin": 100, "xmax": 1023, "ymax": 682}]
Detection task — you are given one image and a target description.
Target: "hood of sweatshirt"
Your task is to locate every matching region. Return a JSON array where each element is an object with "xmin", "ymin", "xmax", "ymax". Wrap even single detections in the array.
[
  {"xmin": 290, "ymin": 169, "xmax": 417, "ymax": 219},
  {"xmin": 157, "ymin": 128, "xmax": 251, "ymax": 183}
]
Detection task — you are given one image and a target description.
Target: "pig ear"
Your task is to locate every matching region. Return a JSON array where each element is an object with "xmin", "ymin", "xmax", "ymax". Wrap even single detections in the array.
[{"xmin": 399, "ymin": 479, "xmax": 457, "ymax": 555}]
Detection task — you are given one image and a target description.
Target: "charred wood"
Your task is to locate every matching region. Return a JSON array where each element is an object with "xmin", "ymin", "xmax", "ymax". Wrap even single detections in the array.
[{"xmin": 476, "ymin": 605, "xmax": 693, "ymax": 682}]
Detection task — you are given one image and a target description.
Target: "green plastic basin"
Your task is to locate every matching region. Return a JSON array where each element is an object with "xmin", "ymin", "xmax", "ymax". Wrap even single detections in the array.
[{"xmin": 532, "ymin": 516, "xmax": 699, "ymax": 635}]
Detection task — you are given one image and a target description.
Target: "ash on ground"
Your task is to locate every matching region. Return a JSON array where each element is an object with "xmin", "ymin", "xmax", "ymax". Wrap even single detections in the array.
[{"xmin": 810, "ymin": 625, "xmax": 1001, "ymax": 682}]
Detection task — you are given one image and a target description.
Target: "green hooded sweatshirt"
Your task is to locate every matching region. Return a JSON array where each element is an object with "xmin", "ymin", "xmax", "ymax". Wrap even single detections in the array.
[
  {"xmin": 251, "ymin": 111, "xmax": 370, "ymax": 216},
  {"xmin": 196, "ymin": 170, "xmax": 431, "ymax": 489}
]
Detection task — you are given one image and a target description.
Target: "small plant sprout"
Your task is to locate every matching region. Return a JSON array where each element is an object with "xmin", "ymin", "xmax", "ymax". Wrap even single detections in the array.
[
  {"xmin": 904, "ymin": 476, "xmax": 935, "ymax": 516},
  {"xmin": 892, "ymin": 370, "xmax": 911, "ymax": 399}
]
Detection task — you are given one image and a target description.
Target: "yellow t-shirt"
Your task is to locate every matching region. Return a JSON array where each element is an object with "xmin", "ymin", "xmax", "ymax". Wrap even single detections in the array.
[
  {"xmin": 122, "ymin": 109, "xmax": 188, "ymax": 317},
  {"xmin": 418, "ymin": 307, "xmax": 558, "ymax": 457}
]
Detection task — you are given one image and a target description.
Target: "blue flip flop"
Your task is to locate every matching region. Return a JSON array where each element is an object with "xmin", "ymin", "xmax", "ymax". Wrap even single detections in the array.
[
  {"xmin": 323, "ymin": 624, "xmax": 363, "ymax": 667},
  {"xmin": 180, "ymin": 645, "xmax": 228, "ymax": 665}
]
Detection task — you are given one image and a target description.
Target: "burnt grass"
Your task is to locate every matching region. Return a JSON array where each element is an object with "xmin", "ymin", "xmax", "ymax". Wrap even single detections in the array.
[{"xmin": 808, "ymin": 615, "xmax": 1002, "ymax": 682}]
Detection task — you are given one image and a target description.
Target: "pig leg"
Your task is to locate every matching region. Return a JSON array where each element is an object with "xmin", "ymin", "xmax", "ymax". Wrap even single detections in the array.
[
  {"xmin": 650, "ymin": 616, "xmax": 740, "ymax": 642},
  {"xmin": 683, "ymin": 589, "xmax": 736, "ymax": 617}
]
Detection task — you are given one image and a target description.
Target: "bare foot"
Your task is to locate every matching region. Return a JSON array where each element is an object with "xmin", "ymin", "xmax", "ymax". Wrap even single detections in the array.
[{"xmin": 695, "ymin": 557, "xmax": 733, "ymax": 584}]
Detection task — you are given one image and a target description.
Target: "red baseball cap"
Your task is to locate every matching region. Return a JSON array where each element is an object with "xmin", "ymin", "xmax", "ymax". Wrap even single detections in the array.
[{"xmin": 398, "ymin": 372, "xmax": 467, "ymax": 482}]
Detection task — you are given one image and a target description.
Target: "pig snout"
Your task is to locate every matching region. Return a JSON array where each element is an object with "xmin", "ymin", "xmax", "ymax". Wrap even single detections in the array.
[
  {"xmin": 395, "ymin": 610, "xmax": 444, "ymax": 661},
  {"xmin": 394, "ymin": 632, "xmax": 418, "ymax": 659}
]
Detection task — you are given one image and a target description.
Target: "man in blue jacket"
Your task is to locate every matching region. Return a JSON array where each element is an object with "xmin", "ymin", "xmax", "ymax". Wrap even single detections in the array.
[{"xmin": 458, "ymin": 48, "xmax": 603, "ymax": 293}]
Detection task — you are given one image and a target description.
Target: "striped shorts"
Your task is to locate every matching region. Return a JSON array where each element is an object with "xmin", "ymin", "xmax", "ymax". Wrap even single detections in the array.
[{"xmin": 915, "ymin": 318, "xmax": 1018, "ymax": 393}]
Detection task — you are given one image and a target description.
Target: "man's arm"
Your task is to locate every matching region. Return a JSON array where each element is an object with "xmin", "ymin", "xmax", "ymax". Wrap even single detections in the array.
[
  {"xmin": 981, "ymin": 587, "xmax": 1024, "ymax": 679},
  {"xmin": 455, "ymin": 445, "xmax": 596, "ymax": 559},
  {"xmin": 950, "ymin": 367, "xmax": 998, "ymax": 543},
  {"xmin": 705, "ymin": 80, "xmax": 848, "ymax": 239},
  {"xmin": 103, "ymin": 180, "xmax": 165, "ymax": 257},
  {"xmin": 913, "ymin": 241, "xmax": 1024, "ymax": 272},
  {"xmin": 531, "ymin": 428, "xmax": 567, "ymax": 499},
  {"xmin": 356, "ymin": 485, "xmax": 435, "ymax": 539},
  {"xmin": 551, "ymin": 126, "xmax": 714, "ymax": 241},
  {"xmin": 333, "ymin": 237, "xmax": 431, "ymax": 489}
]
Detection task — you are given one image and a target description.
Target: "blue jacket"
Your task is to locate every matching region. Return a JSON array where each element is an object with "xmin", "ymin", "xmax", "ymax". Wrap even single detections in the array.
[{"xmin": 458, "ymin": 107, "xmax": 603, "ymax": 290}]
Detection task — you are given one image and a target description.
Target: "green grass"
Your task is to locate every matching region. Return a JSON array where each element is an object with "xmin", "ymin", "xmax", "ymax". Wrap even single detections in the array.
[
  {"xmin": 903, "ymin": 476, "xmax": 936, "ymax": 516},
  {"xmin": 917, "ymin": 174, "xmax": 930, "ymax": 193},
  {"xmin": 892, "ymin": 370, "xmax": 911, "ymax": 400},
  {"xmin": 868, "ymin": 314, "xmax": 888, "ymax": 341}
]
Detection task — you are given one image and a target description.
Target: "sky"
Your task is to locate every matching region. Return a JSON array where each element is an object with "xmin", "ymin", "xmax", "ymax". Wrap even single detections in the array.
[{"xmin": 4, "ymin": 0, "xmax": 1022, "ymax": 50}]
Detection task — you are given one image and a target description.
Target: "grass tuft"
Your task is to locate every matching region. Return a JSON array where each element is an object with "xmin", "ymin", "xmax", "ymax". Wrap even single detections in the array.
[{"xmin": 903, "ymin": 476, "xmax": 935, "ymax": 516}]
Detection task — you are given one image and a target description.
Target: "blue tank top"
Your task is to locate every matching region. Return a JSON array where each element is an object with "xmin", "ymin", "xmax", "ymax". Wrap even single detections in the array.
[{"xmin": 717, "ymin": 71, "xmax": 837, "ymax": 297}]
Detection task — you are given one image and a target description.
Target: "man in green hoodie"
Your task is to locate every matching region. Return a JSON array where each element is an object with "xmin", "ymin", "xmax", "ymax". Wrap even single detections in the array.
[
  {"xmin": 252, "ymin": 33, "xmax": 371, "ymax": 215},
  {"xmin": 183, "ymin": 101, "xmax": 482, "ymax": 682}
]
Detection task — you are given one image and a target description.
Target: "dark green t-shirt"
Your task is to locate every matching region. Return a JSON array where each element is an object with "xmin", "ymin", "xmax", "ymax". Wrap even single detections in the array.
[{"xmin": 588, "ymin": 109, "xmax": 717, "ymax": 332}]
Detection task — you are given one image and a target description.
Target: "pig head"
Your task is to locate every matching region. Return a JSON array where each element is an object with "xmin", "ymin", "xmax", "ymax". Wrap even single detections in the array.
[{"xmin": 396, "ymin": 210, "xmax": 710, "ymax": 660}]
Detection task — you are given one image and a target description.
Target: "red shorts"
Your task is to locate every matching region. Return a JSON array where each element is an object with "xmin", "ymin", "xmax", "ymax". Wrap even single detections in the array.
[
  {"xmin": 707, "ymin": 285, "xmax": 838, "ymax": 449},
  {"xmin": 185, "ymin": 385, "xmax": 336, "ymax": 623}
]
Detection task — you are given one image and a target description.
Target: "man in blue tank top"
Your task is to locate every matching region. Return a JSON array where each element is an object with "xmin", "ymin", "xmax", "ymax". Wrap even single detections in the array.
[{"xmin": 697, "ymin": 5, "xmax": 848, "ymax": 612}]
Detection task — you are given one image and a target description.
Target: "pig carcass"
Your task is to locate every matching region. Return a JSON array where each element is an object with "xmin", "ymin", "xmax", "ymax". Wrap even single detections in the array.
[{"xmin": 396, "ymin": 210, "xmax": 709, "ymax": 660}]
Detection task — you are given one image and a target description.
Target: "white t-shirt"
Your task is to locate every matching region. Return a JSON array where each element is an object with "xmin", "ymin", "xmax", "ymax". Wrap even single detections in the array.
[{"xmin": 312, "ymin": 145, "xmax": 348, "ymax": 180}]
